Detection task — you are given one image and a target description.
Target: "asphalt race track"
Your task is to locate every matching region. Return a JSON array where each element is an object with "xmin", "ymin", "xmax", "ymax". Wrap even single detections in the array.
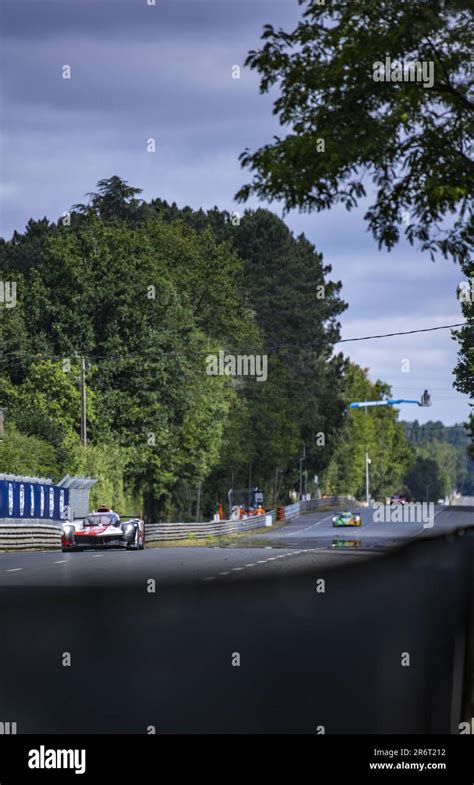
[
  {"xmin": 0, "ymin": 505, "xmax": 468, "ymax": 588},
  {"xmin": 0, "ymin": 504, "xmax": 472, "ymax": 734}
]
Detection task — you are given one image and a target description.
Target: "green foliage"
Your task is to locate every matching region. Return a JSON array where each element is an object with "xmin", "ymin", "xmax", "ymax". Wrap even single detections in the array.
[
  {"xmin": 0, "ymin": 179, "xmax": 273, "ymax": 518},
  {"xmin": 236, "ymin": 0, "xmax": 473, "ymax": 414},
  {"xmin": 23, "ymin": 209, "xmax": 248, "ymax": 519},
  {"xmin": 402, "ymin": 420, "xmax": 474, "ymax": 493},
  {"xmin": 72, "ymin": 442, "xmax": 139, "ymax": 515},
  {"xmin": 404, "ymin": 455, "xmax": 447, "ymax": 502},
  {"xmin": 320, "ymin": 364, "xmax": 414, "ymax": 499},
  {"xmin": 0, "ymin": 360, "xmax": 83, "ymax": 441},
  {"xmin": 237, "ymin": 0, "xmax": 473, "ymax": 265},
  {"xmin": 72, "ymin": 175, "xmax": 144, "ymax": 225},
  {"xmin": 0, "ymin": 424, "xmax": 61, "ymax": 479},
  {"xmin": 0, "ymin": 176, "xmax": 421, "ymax": 518},
  {"xmin": 0, "ymin": 359, "xmax": 85, "ymax": 473},
  {"xmin": 453, "ymin": 266, "xmax": 473, "ymax": 452},
  {"xmin": 147, "ymin": 201, "xmax": 348, "ymax": 506}
]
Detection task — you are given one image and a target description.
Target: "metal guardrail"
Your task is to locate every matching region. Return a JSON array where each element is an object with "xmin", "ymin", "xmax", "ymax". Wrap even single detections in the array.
[
  {"xmin": 279, "ymin": 495, "xmax": 359, "ymax": 521},
  {"xmin": 145, "ymin": 496, "xmax": 358, "ymax": 542},
  {"xmin": 146, "ymin": 513, "xmax": 274, "ymax": 542},
  {"xmin": 0, "ymin": 496, "xmax": 359, "ymax": 549},
  {"xmin": 0, "ymin": 520, "xmax": 62, "ymax": 550},
  {"xmin": 281, "ymin": 501, "xmax": 301, "ymax": 519}
]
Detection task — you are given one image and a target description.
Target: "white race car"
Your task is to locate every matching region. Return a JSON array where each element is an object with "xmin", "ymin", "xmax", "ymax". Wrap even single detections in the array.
[{"xmin": 61, "ymin": 507, "xmax": 145, "ymax": 552}]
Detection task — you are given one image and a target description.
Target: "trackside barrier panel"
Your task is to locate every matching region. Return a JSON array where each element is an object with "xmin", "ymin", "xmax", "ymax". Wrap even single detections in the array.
[
  {"xmin": 0, "ymin": 479, "xmax": 68, "ymax": 521},
  {"xmin": 0, "ymin": 476, "xmax": 70, "ymax": 550}
]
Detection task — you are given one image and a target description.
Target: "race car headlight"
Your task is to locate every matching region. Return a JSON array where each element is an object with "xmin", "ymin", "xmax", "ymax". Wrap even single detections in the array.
[
  {"xmin": 62, "ymin": 525, "xmax": 75, "ymax": 541},
  {"xmin": 124, "ymin": 524, "xmax": 134, "ymax": 538}
]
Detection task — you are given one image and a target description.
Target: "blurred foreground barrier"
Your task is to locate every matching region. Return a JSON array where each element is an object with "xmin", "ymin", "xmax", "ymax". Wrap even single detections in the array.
[{"xmin": 2, "ymin": 520, "xmax": 471, "ymax": 733}]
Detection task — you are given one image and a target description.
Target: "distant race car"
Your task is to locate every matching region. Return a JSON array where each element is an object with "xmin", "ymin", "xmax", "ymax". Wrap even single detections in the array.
[
  {"xmin": 332, "ymin": 511, "xmax": 361, "ymax": 528},
  {"xmin": 61, "ymin": 507, "xmax": 145, "ymax": 552},
  {"xmin": 389, "ymin": 494, "xmax": 407, "ymax": 505}
]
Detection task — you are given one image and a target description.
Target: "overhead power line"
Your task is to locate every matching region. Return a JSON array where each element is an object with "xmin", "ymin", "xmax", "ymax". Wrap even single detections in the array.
[
  {"xmin": 0, "ymin": 322, "xmax": 467, "ymax": 363},
  {"xmin": 334, "ymin": 322, "xmax": 466, "ymax": 345}
]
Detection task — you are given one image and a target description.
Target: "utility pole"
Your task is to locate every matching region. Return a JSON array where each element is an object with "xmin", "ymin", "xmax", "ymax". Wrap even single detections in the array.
[
  {"xmin": 80, "ymin": 356, "xmax": 87, "ymax": 447},
  {"xmin": 348, "ymin": 392, "xmax": 431, "ymax": 507},
  {"xmin": 365, "ymin": 447, "xmax": 370, "ymax": 506},
  {"xmin": 365, "ymin": 406, "xmax": 370, "ymax": 506},
  {"xmin": 248, "ymin": 462, "xmax": 252, "ymax": 510},
  {"xmin": 299, "ymin": 446, "xmax": 305, "ymax": 501},
  {"xmin": 196, "ymin": 482, "xmax": 201, "ymax": 522}
]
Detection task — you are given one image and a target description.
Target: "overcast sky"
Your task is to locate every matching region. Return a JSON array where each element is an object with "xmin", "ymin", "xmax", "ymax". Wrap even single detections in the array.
[{"xmin": 0, "ymin": 0, "xmax": 469, "ymax": 425}]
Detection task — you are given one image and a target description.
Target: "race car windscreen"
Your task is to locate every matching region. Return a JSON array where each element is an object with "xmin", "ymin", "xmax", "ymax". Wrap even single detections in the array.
[{"xmin": 84, "ymin": 514, "xmax": 119, "ymax": 527}]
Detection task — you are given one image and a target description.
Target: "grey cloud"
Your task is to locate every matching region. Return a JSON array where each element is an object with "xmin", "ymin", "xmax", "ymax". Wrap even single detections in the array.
[{"xmin": 2, "ymin": 0, "xmax": 295, "ymax": 42}]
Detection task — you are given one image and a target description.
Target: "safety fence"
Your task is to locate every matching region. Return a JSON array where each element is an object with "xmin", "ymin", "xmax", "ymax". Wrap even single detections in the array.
[
  {"xmin": 0, "ymin": 496, "xmax": 359, "ymax": 550},
  {"xmin": 278, "ymin": 495, "xmax": 359, "ymax": 521},
  {"xmin": 145, "ymin": 513, "xmax": 273, "ymax": 543},
  {"xmin": 145, "ymin": 495, "xmax": 358, "ymax": 543},
  {"xmin": 0, "ymin": 520, "xmax": 62, "ymax": 551}
]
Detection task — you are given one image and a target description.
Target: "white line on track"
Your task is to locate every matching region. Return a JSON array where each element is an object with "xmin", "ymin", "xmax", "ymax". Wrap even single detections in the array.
[
  {"xmin": 201, "ymin": 548, "xmax": 310, "ymax": 581},
  {"xmin": 53, "ymin": 560, "xmax": 68, "ymax": 564},
  {"xmin": 201, "ymin": 545, "xmax": 318, "ymax": 582},
  {"xmin": 6, "ymin": 568, "xmax": 23, "ymax": 572},
  {"xmin": 413, "ymin": 507, "xmax": 444, "ymax": 536},
  {"xmin": 280, "ymin": 513, "xmax": 334, "ymax": 535}
]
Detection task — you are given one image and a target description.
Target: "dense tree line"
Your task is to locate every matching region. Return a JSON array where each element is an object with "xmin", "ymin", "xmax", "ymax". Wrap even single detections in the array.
[
  {"xmin": 401, "ymin": 420, "xmax": 474, "ymax": 497},
  {"xmin": 0, "ymin": 177, "xmax": 461, "ymax": 517},
  {"xmin": 320, "ymin": 364, "xmax": 413, "ymax": 500},
  {"xmin": 0, "ymin": 177, "xmax": 349, "ymax": 519}
]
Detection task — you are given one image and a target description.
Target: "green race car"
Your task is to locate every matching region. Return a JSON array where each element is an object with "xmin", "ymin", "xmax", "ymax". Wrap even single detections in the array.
[{"xmin": 332, "ymin": 511, "xmax": 361, "ymax": 527}]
